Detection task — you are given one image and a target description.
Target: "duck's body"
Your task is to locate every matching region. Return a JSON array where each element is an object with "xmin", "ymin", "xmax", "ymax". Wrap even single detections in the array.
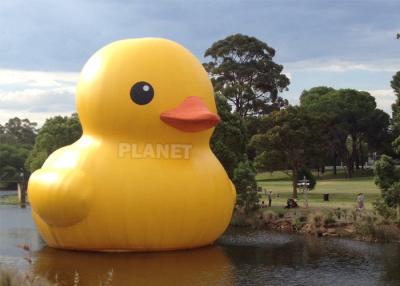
[
  {"xmin": 28, "ymin": 38, "xmax": 236, "ymax": 251},
  {"xmin": 30, "ymin": 136, "xmax": 235, "ymax": 251}
]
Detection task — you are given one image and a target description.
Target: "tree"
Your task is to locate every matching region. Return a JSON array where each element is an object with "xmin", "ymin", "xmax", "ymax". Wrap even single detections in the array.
[
  {"xmin": 0, "ymin": 118, "xmax": 37, "ymax": 146},
  {"xmin": 301, "ymin": 88, "xmax": 390, "ymax": 177},
  {"xmin": 300, "ymin": 86, "xmax": 342, "ymax": 174},
  {"xmin": 374, "ymin": 155, "xmax": 400, "ymax": 218},
  {"xmin": 299, "ymin": 86, "xmax": 335, "ymax": 106},
  {"xmin": 251, "ymin": 106, "xmax": 327, "ymax": 198},
  {"xmin": 391, "ymin": 71, "xmax": 400, "ymax": 135},
  {"xmin": 25, "ymin": 114, "xmax": 82, "ymax": 172},
  {"xmin": 211, "ymin": 95, "xmax": 247, "ymax": 178},
  {"xmin": 0, "ymin": 144, "xmax": 30, "ymax": 181},
  {"xmin": 232, "ymin": 159, "xmax": 260, "ymax": 213},
  {"xmin": 204, "ymin": 34, "xmax": 289, "ymax": 118},
  {"xmin": 210, "ymin": 95, "xmax": 260, "ymax": 211}
]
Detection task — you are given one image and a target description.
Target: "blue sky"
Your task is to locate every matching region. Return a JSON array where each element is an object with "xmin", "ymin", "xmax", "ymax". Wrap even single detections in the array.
[{"xmin": 0, "ymin": 0, "xmax": 399, "ymax": 124}]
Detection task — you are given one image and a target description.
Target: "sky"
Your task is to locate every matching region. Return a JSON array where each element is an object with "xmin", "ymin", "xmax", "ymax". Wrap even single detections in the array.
[{"xmin": 0, "ymin": 0, "xmax": 399, "ymax": 125}]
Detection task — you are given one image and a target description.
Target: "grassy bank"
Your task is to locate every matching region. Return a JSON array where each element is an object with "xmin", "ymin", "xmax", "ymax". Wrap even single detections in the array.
[
  {"xmin": 256, "ymin": 169, "xmax": 380, "ymax": 210},
  {"xmin": 0, "ymin": 195, "xmax": 19, "ymax": 205}
]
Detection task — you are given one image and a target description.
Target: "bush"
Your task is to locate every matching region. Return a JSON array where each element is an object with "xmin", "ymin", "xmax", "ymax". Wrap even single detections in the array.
[
  {"xmin": 373, "ymin": 198, "xmax": 397, "ymax": 220},
  {"xmin": 0, "ymin": 266, "xmax": 54, "ymax": 286},
  {"xmin": 233, "ymin": 159, "xmax": 260, "ymax": 213},
  {"xmin": 323, "ymin": 212, "xmax": 336, "ymax": 227},
  {"xmin": 355, "ymin": 222, "xmax": 399, "ymax": 242},
  {"xmin": 292, "ymin": 217, "xmax": 305, "ymax": 231},
  {"xmin": 308, "ymin": 212, "xmax": 324, "ymax": 228},
  {"xmin": 334, "ymin": 208, "xmax": 343, "ymax": 220},
  {"xmin": 263, "ymin": 211, "xmax": 278, "ymax": 224}
]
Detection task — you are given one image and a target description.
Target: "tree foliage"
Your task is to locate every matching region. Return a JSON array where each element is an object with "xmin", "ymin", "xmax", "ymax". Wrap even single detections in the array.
[
  {"xmin": 301, "ymin": 87, "xmax": 390, "ymax": 177},
  {"xmin": 0, "ymin": 118, "xmax": 37, "ymax": 146},
  {"xmin": 391, "ymin": 71, "xmax": 400, "ymax": 135},
  {"xmin": 211, "ymin": 95, "xmax": 247, "ymax": 178},
  {"xmin": 374, "ymin": 155, "xmax": 400, "ymax": 217},
  {"xmin": 204, "ymin": 34, "xmax": 289, "ymax": 118},
  {"xmin": 0, "ymin": 117, "xmax": 37, "ymax": 187},
  {"xmin": 251, "ymin": 106, "xmax": 326, "ymax": 197},
  {"xmin": 0, "ymin": 144, "xmax": 30, "ymax": 181},
  {"xmin": 232, "ymin": 159, "xmax": 260, "ymax": 213},
  {"xmin": 25, "ymin": 114, "xmax": 82, "ymax": 172}
]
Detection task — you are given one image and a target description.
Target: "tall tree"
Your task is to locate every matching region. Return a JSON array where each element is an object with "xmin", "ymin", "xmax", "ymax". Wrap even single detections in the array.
[
  {"xmin": 204, "ymin": 34, "xmax": 290, "ymax": 118},
  {"xmin": 301, "ymin": 88, "xmax": 390, "ymax": 177},
  {"xmin": 300, "ymin": 86, "xmax": 342, "ymax": 174},
  {"xmin": 251, "ymin": 106, "xmax": 327, "ymax": 198},
  {"xmin": 0, "ymin": 118, "xmax": 37, "ymax": 146},
  {"xmin": 211, "ymin": 95, "xmax": 247, "ymax": 178},
  {"xmin": 25, "ymin": 114, "xmax": 82, "ymax": 172},
  {"xmin": 375, "ymin": 155, "xmax": 400, "ymax": 218},
  {"xmin": 391, "ymin": 71, "xmax": 400, "ymax": 135},
  {"xmin": 232, "ymin": 159, "xmax": 260, "ymax": 213},
  {"xmin": 0, "ymin": 144, "xmax": 30, "ymax": 181}
]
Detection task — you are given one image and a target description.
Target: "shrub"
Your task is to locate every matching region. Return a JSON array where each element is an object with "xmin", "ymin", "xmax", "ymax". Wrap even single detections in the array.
[
  {"xmin": 0, "ymin": 266, "xmax": 54, "ymax": 286},
  {"xmin": 356, "ymin": 222, "xmax": 399, "ymax": 242},
  {"xmin": 230, "ymin": 210, "xmax": 250, "ymax": 227},
  {"xmin": 373, "ymin": 198, "xmax": 397, "ymax": 220},
  {"xmin": 308, "ymin": 212, "xmax": 324, "ymax": 228},
  {"xmin": 263, "ymin": 211, "xmax": 278, "ymax": 224},
  {"xmin": 323, "ymin": 212, "xmax": 336, "ymax": 227},
  {"xmin": 292, "ymin": 217, "xmax": 305, "ymax": 231},
  {"xmin": 334, "ymin": 208, "xmax": 342, "ymax": 220},
  {"xmin": 233, "ymin": 160, "xmax": 260, "ymax": 213},
  {"xmin": 356, "ymin": 221, "xmax": 377, "ymax": 238}
]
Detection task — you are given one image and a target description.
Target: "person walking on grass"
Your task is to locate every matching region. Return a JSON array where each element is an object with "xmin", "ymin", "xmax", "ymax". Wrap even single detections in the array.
[
  {"xmin": 357, "ymin": 193, "xmax": 365, "ymax": 210},
  {"xmin": 268, "ymin": 191, "xmax": 272, "ymax": 207}
]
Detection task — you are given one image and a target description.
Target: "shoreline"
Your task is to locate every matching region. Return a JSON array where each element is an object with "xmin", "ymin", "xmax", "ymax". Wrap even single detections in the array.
[{"xmin": 231, "ymin": 207, "xmax": 400, "ymax": 243}]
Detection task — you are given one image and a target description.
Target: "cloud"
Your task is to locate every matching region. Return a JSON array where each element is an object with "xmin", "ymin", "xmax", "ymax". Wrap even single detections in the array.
[
  {"xmin": 284, "ymin": 59, "xmax": 400, "ymax": 73},
  {"xmin": 366, "ymin": 89, "xmax": 396, "ymax": 114},
  {"xmin": 0, "ymin": 69, "xmax": 78, "ymax": 87},
  {"xmin": 0, "ymin": 69, "xmax": 78, "ymax": 125}
]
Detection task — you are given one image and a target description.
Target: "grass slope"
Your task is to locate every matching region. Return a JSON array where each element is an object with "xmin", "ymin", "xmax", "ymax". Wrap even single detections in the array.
[{"xmin": 256, "ymin": 169, "xmax": 380, "ymax": 210}]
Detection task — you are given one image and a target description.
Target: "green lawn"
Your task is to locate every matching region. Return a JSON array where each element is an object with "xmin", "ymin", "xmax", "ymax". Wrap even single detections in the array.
[
  {"xmin": 0, "ymin": 195, "xmax": 19, "ymax": 205},
  {"xmin": 256, "ymin": 170, "xmax": 380, "ymax": 210}
]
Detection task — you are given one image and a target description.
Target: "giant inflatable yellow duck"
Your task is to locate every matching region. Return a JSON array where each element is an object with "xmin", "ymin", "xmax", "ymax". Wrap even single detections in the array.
[{"xmin": 28, "ymin": 38, "xmax": 236, "ymax": 251}]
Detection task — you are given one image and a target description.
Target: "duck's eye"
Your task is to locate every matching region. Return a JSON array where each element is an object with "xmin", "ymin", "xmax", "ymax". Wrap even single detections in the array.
[{"xmin": 130, "ymin": 82, "xmax": 154, "ymax": 105}]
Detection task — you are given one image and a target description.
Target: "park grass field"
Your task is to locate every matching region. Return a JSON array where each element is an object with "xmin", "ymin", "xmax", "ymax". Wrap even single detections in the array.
[
  {"xmin": 0, "ymin": 195, "xmax": 19, "ymax": 205},
  {"xmin": 256, "ymin": 169, "xmax": 380, "ymax": 210}
]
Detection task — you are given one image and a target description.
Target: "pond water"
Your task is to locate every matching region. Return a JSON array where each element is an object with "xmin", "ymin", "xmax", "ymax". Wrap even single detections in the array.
[{"xmin": 1, "ymin": 205, "xmax": 400, "ymax": 286}]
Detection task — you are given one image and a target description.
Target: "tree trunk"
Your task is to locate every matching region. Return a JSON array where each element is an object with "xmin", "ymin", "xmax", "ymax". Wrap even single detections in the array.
[
  {"xmin": 333, "ymin": 151, "xmax": 337, "ymax": 175},
  {"xmin": 292, "ymin": 168, "xmax": 298, "ymax": 198},
  {"xmin": 398, "ymin": 204, "xmax": 400, "ymax": 220},
  {"xmin": 346, "ymin": 155, "xmax": 353, "ymax": 178},
  {"xmin": 359, "ymin": 140, "xmax": 364, "ymax": 169},
  {"xmin": 321, "ymin": 165, "xmax": 325, "ymax": 174},
  {"xmin": 353, "ymin": 137, "xmax": 360, "ymax": 170}
]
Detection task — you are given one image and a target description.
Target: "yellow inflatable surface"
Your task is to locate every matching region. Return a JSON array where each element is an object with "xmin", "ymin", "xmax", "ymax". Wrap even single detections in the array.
[{"xmin": 28, "ymin": 38, "xmax": 236, "ymax": 251}]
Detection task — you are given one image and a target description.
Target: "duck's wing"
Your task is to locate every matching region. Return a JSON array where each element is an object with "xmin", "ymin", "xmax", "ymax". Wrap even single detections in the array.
[{"xmin": 28, "ymin": 147, "xmax": 93, "ymax": 227}]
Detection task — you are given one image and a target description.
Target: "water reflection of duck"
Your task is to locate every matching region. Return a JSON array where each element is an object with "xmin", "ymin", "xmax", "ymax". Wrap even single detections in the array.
[
  {"xmin": 27, "ymin": 38, "xmax": 236, "ymax": 251},
  {"xmin": 32, "ymin": 246, "xmax": 233, "ymax": 286}
]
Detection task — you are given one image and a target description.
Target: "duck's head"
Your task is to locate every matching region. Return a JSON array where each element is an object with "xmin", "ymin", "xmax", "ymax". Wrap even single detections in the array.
[{"xmin": 76, "ymin": 38, "xmax": 219, "ymax": 144}]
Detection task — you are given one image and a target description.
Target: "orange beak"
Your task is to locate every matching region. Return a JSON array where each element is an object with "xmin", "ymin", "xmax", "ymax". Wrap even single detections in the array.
[{"xmin": 160, "ymin": 96, "xmax": 221, "ymax": 132}]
